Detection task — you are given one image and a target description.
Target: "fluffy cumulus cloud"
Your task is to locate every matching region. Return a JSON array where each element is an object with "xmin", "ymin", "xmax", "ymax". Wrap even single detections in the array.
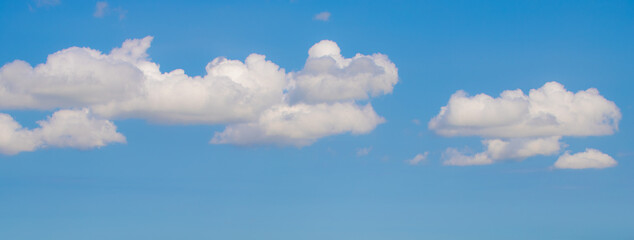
[
  {"xmin": 554, "ymin": 149, "xmax": 617, "ymax": 169},
  {"xmin": 288, "ymin": 40, "xmax": 398, "ymax": 104},
  {"xmin": 0, "ymin": 36, "xmax": 398, "ymax": 154},
  {"xmin": 429, "ymin": 82, "xmax": 620, "ymax": 138},
  {"xmin": 0, "ymin": 109, "xmax": 125, "ymax": 155},
  {"xmin": 430, "ymin": 82, "xmax": 620, "ymax": 167},
  {"xmin": 211, "ymin": 103, "xmax": 384, "ymax": 146}
]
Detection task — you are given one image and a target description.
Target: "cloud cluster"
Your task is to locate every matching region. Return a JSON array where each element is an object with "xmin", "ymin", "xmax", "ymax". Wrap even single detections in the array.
[
  {"xmin": 430, "ymin": 82, "xmax": 620, "ymax": 169},
  {"xmin": 0, "ymin": 37, "xmax": 398, "ymax": 154}
]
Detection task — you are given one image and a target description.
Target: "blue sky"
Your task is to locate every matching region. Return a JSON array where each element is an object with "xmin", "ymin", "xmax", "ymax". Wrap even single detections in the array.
[{"xmin": 1, "ymin": 0, "xmax": 633, "ymax": 239}]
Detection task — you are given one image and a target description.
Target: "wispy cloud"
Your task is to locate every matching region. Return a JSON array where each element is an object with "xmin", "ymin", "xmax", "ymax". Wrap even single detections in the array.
[
  {"xmin": 314, "ymin": 11, "xmax": 331, "ymax": 21},
  {"xmin": 357, "ymin": 147, "xmax": 372, "ymax": 156},
  {"xmin": 94, "ymin": 1, "xmax": 108, "ymax": 18},
  {"xmin": 94, "ymin": 1, "xmax": 126, "ymax": 20},
  {"xmin": 407, "ymin": 152, "xmax": 428, "ymax": 165}
]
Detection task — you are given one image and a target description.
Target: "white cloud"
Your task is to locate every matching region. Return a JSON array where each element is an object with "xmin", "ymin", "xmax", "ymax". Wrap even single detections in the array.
[
  {"xmin": 429, "ymin": 82, "xmax": 620, "ymax": 138},
  {"xmin": 0, "ymin": 37, "xmax": 390, "ymax": 124},
  {"xmin": 483, "ymin": 137, "xmax": 561, "ymax": 160},
  {"xmin": 0, "ymin": 115, "xmax": 40, "ymax": 155},
  {"xmin": 37, "ymin": 109, "xmax": 126, "ymax": 149},
  {"xmin": 94, "ymin": 1, "xmax": 108, "ymax": 18},
  {"xmin": 554, "ymin": 148, "xmax": 617, "ymax": 169},
  {"xmin": 430, "ymin": 82, "xmax": 620, "ymax": 167},
  {"xmin": 210, "ymin": 103, "xmax": 384, "ymax": 147},
  {"xmin": 357, "ymin": 147, "xmax": 372, "ymax": 156},
  {"xmin": 0, "ymin": 37, "xmax": 397, "ymax": 153},
  {"xmin": 91, "ymin": 40, "xmax": 288, "ymax": 124},
  {"xmin": 314, "ymin": 11, "xmax": 331, "ymax": 21},
  {"xmin": 287, "ymin": 40, "xmax": 398, "ymax": 104},
  {"xmin": 0, "ymin": 109, "xmax": 125, "ymax": 155},
  {"xmin": 407, "ymin": 152, "xmax": 428, "ymax": 165},
  {"xmin": 0, "ymin": 41, "xmax": 147, "ymax": 110},
  {"xmin": 443, "ymin": 137, "xmax": 561, "ymax": 166}
]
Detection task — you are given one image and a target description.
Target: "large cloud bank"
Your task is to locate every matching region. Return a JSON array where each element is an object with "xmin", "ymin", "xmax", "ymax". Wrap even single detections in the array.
[
  {"xmin": 0, "ymin": 37, "xmax": 398, "ymax": 154},
  {"xmin": 430, "ymin": 82, "xmax": 620, "ymax": 169}
]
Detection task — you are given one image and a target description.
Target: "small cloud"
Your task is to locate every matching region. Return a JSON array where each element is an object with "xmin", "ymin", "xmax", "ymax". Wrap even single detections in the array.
[
  {"xmin": 554, "ymin": 148, "xmax": 617, "ymax": 169},
  {"xmin": 407, "ymin": 152, "xmax": 429, "ymax": 165},
  {"xmin": 94, "ymin": 1, "xmax": 108, "ymax": 18},
  {"xmin": 412, "ymin": 119, "xmax": 421, "ymax": 125},
  {"xmin": 356, "ymin": 147, "xmax": 372, "ymax": 156},
  {"xmin": 0, "ymin": 109, "xmax": 125, "ymax": 155},
  {"xmin": 92, "ymin": 2, "xmax": 108, "ymax": 18},
  {"xmin": 314, "ymin": 11, "xmax": 331, "ymax": 21}
]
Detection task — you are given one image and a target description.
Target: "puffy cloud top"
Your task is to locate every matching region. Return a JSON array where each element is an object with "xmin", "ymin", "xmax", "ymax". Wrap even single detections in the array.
[
  {"xmin": 429, "ymin": 82, "xmax": 621, "ymax": 138},
  {"xmin": 289, "ymin": 40, "xmax": 398, "ymax": 104},
  {"xmin": 554, "ymin": 149, "xmax": 617, "ymax": 169},
  {"xmin": 308, "ymin": 40, "xmax": 341, "ymax": 58}
]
